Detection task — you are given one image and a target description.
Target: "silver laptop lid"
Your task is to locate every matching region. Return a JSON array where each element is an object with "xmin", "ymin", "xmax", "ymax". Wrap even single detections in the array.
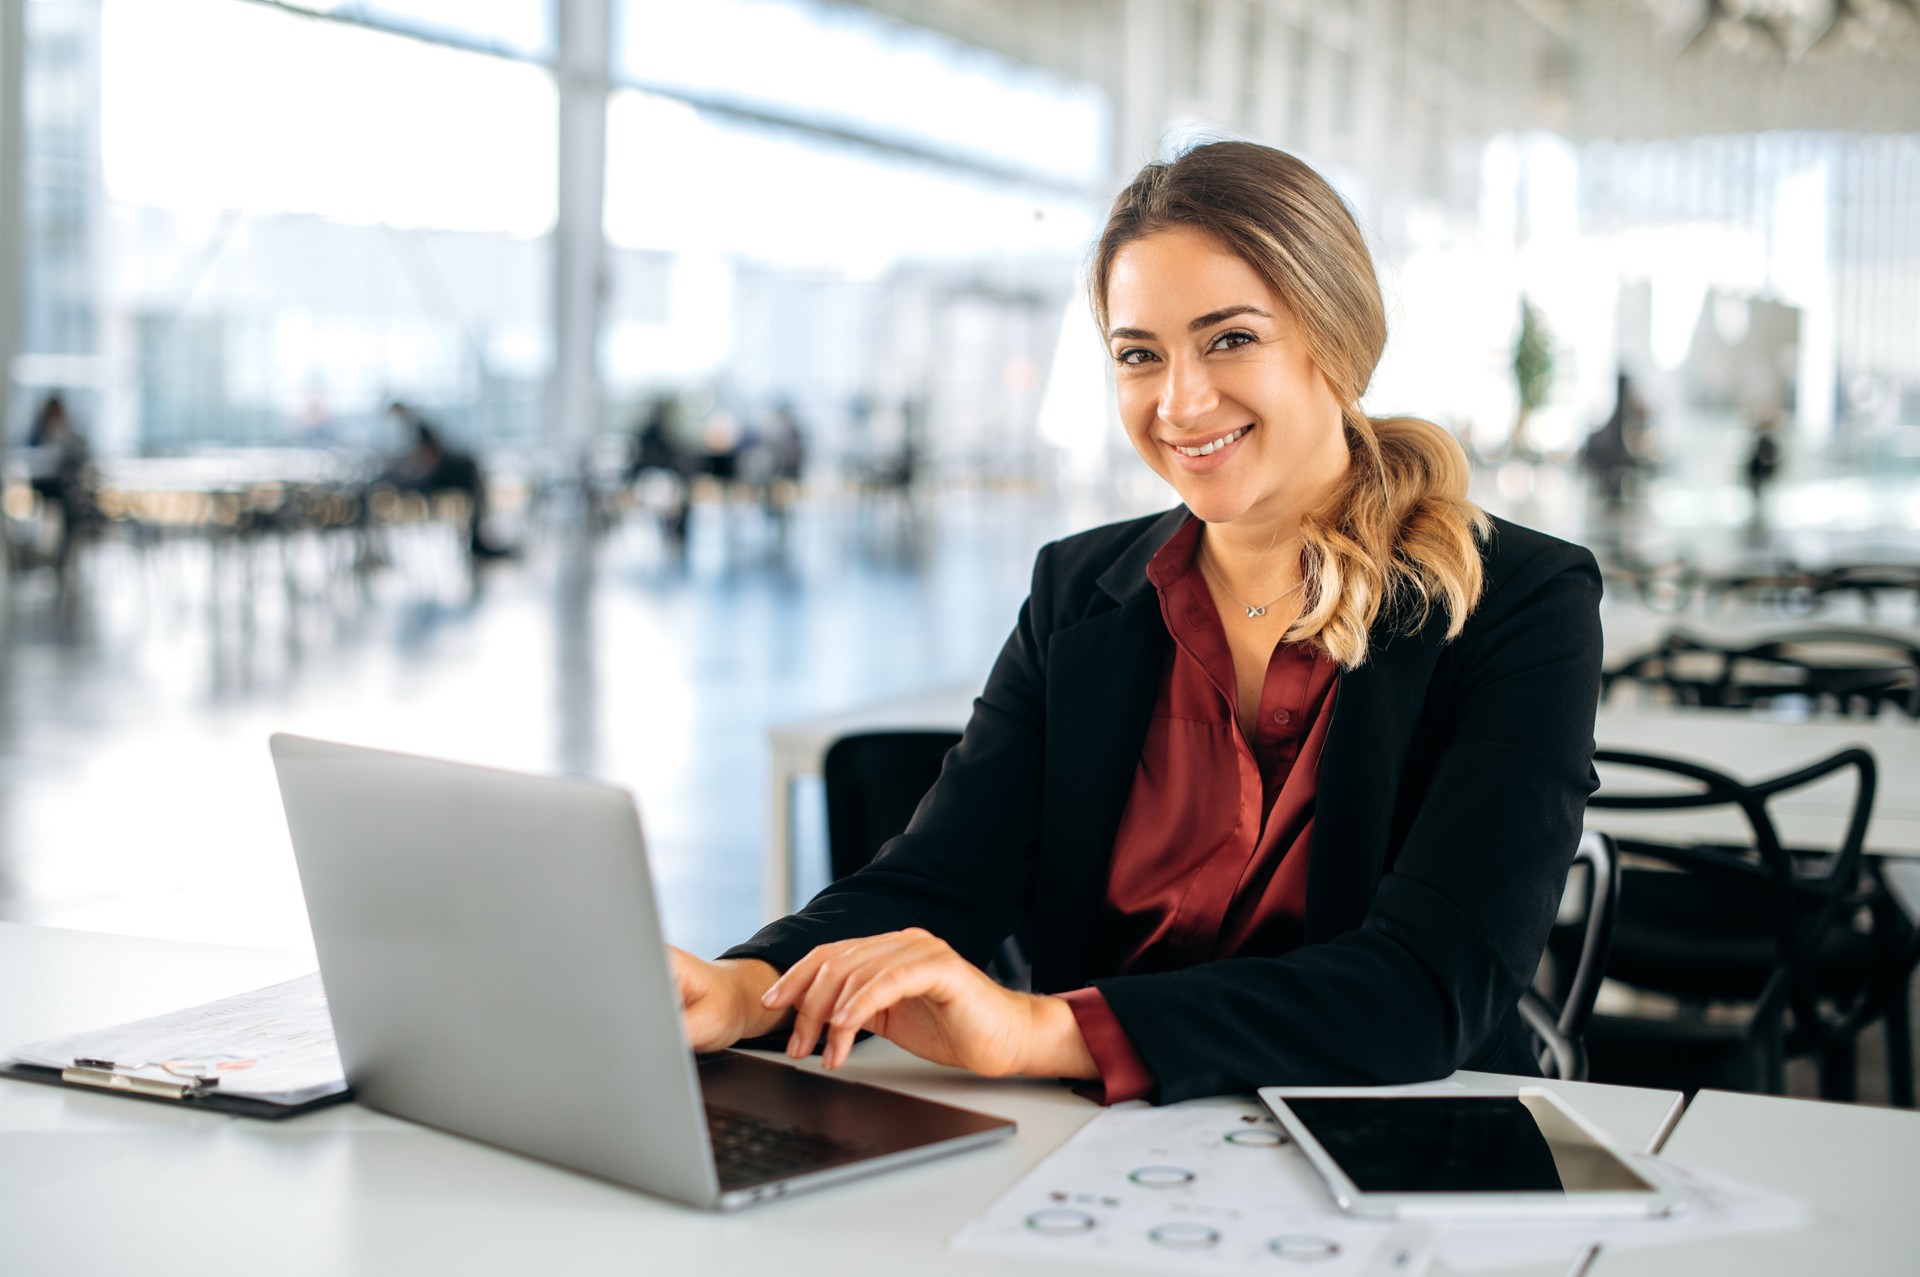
[{"xmin": 270, "ymin": 733, "xmax": 721, "ymax": 1206}]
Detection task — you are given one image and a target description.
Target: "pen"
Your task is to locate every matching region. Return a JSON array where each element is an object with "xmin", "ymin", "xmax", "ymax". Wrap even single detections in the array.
[{"xmin": 1563, "ymin": 1242, "xmax": 1601, "ymax": 1277}]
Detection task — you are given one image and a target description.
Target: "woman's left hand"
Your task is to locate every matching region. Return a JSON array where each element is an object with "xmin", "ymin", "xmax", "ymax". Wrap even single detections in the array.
[{"xmin": 760, "ymin": 928, "xmax": 1091, "ymax": 1077}]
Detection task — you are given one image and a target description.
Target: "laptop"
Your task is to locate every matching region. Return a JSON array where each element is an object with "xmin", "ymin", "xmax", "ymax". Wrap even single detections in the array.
[{"xmin": 269, "ymin": 733, "xmax": 1015, "ymax": 1209}]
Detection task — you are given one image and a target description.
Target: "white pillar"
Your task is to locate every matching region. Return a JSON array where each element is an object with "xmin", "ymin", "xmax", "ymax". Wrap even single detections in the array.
[
  {"xmin": 0, "ymin": 0, "xmax": 25, "ymax": 450},
  {"xmin": 1117, "ymin": 0, "xmax": 1168, "ymax": 179},
  {"xmin": 548, "ymin": 0, "xmax": 610, "ymax": 454}
]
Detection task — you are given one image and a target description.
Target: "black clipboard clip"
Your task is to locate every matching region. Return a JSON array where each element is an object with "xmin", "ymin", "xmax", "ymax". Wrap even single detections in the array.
[{"xmin": 60, "ymin": 1058, "xmax": 220, "ymax": 1101}]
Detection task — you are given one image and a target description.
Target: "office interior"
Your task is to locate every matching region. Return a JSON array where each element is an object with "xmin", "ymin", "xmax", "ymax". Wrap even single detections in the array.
[{"xmin": 2, "ymin": 0, "xmax": 1919, "ymax": 1123}]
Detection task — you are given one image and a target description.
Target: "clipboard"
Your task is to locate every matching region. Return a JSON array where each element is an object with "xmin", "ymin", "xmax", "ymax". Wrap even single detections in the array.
[
  {"xmin": 1, "ymin": 972, "xmax": 353, "ymax": 1120},
  {"xmin": 0, "ymin": 1059, "xmax": 349, "ymax": 1119}
]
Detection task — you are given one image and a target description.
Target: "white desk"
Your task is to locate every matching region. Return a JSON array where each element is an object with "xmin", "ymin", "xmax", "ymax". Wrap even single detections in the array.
[
  {"xmin": 0, "ymin": 923, "xmax": 1685, "ymax": 1277},
  {"xmin": 1588, "ymin": 706, "xmax": 1920, "ymax": 857},
  {"xmin": 767, "ymin": 690, "xmax": 1920, "ymax": 916},
  {"xmin": 1592, "ymin": 1090, "xmax": 1920, "ymax": 1276}
]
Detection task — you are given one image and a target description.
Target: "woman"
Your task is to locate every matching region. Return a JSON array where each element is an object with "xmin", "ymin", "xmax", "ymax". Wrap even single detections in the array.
[{"xmin": 674, "ymin": 141, "xmax": 1603, "ymax": 1105}]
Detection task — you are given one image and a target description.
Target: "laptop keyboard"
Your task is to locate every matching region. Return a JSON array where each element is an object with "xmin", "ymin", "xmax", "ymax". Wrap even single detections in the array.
[{"xmin": 707, "ymin": 1104, "xmax": 876, "ymax": 1185}]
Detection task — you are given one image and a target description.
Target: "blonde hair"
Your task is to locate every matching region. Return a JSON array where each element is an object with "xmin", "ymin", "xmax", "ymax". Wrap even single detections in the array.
[{"xmin": 1092, "ymin": 141, "xmax": 1489, "ymax": 668}]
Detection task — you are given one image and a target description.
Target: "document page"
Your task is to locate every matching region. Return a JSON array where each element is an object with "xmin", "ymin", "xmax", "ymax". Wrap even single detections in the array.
[
  {"xmin": 953, "ymin": 1095, "xmax": 1434, "ymax": 1276},
  {"xmin": 6, "ymin": 972, "xmax": 346, "ymax": 1105}
]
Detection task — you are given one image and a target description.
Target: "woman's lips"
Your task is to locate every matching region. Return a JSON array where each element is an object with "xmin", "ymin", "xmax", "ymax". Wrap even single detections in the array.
[{"xmin": 1165, "ymin": 425, "xmax": 1252, "ymax": 472}]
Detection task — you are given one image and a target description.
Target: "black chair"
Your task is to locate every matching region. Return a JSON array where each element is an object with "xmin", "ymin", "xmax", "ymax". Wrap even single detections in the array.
[
  {"xmin": 1603, "ymin": 628, "xmax": 1920, "ymax": 719},
  {"xmin": 1523, "ymin": 831, "xmax": 1621, "ymax": 1081},
  {"xmin": 822, "ymin": 730, "xmax": 1030, "ymax": 988},
  {"xmin": 1700, "ymin": 565, "xmax": 1826, "ymax": 616},
  {"xmin": 1814, "ymin": 563, "xmax": 1920, "ymax": 621},
  {"xmin": 1597, "ymin": 556, "xmax": 1698, "ymax": 614},
  {"xmin": 1578, "ymin": 746, "xmax": 1907, "ymax": 1101},
  {"xmin": 823, "ymin": 730, "xmax": 963, "ymax": 883}
]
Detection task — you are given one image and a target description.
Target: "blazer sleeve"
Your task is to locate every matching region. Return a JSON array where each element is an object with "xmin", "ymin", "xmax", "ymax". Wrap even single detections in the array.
[
  {"xmin": 1091, "ymin": 543, "xmax": 1605, "ymax": 1103},
  {"xmin": 719, "ymin": 545, "xmax": 1058, "ymax": 973}
]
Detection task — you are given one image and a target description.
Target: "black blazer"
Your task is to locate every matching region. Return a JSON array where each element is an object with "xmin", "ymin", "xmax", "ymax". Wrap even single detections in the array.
[{"xmin": 727, "ymin": 508, "xmax": 1605, "ymax": 1103}]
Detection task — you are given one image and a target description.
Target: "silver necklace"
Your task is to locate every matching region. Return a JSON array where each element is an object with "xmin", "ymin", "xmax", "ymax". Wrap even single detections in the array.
[{"xmin": 1199, "ymin": 550, "xmax": 1306, "ymax": 619}]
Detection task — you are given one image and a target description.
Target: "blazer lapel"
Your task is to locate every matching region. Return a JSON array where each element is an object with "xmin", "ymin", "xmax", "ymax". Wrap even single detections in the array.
[
  {"xmin": 1031, "ymin": 512, "xmax": 1185, "ymax": 992},
  {"xmin": 1306, "ymin": 615, "xmax": 1448, "ymax": 942},
  {"xmin": 1034, "ymin": 594, "xmax": 1167, "ymax": 991}
]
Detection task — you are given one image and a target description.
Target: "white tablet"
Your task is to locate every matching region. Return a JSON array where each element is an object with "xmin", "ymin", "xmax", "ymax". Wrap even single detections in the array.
[{"xmin": 1258, "ymin": 1087, "xmax": 1683, "ymax": 1221}]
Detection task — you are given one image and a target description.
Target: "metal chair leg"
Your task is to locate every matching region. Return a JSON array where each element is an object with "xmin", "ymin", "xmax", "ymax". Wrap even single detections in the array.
[{"xmin": 1888, "ymin": 980, "xmax": 1916, "ymax": 1108}]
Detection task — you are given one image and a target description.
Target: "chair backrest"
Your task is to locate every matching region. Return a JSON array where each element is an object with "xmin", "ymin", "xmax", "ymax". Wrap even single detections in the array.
[
  {"xmin": 1702, "ymin": 567, "xmax": 1825, "ymax": 616},
  {"xmin": 1734, "ymin": 631, "xmax": 1920, "ymax": 719},
  {"xmin": 822, "ymin": 730, "xmax": 962, "ymax": 882},
  {"xmin": 1602, "ymin": 627, "xmax": 1920, "ymax": 718},
  {"xmin": 1587, "ymin": 745, "xmax": 1878, "ymax": 1046},
  {"xmin": 1814, "ymin": 563, "xmax": 1920, "ymax": 621},
  {"xmin": 1524, "ymin": 831, "xmax": 1620, "ymax": 1081},
  {"xmin": 821, "ymin": 729, "xmax": 1031, "ymax": 989}
]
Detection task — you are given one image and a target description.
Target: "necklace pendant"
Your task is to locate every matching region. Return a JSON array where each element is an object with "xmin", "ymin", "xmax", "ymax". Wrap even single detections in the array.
[{"xmin": 1245, "ymin": 605, "xmax": 1266, "ymax": 618}]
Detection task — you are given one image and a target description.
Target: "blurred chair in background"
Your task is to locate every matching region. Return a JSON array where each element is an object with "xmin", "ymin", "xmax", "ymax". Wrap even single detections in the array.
[
  {"xmin": 1603, "ymin": 628, "xmax": 1920, "ymax": 718},
  {"xmin": 1579, "ymin": 747, "xmax": 1911, "ymax": 1104}
]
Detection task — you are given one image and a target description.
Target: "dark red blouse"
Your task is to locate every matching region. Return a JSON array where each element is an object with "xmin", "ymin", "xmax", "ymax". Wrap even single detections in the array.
[{"xmin": 1058, "ymin": 518, "xmax": 1338, "ymax": 1103}]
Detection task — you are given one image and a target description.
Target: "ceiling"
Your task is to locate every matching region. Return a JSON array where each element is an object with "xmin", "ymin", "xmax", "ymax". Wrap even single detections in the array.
[{"xmin": 840, "ymin": 0, "xmax": 1920, "ymax": 142}]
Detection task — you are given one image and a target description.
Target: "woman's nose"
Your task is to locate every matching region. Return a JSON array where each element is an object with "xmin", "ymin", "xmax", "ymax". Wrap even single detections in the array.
[{"xmin": 1158, "ymin": 358, "xmax": 1219, "ymax": 428}]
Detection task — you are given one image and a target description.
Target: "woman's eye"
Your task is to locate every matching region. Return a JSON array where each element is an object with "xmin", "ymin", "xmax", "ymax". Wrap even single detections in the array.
[
  {"xmin": 1115, "ymin": 347, "xmax": 1157, "ymax": 367},
  {"xmin": 1211, "ymin": 329, "xmax": 1255, "ymax": 352}
]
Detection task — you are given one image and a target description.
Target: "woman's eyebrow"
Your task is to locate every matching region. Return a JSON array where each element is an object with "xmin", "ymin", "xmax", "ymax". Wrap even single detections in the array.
[
  {"xmin": 1188, "ymin": 304, "xmax": 1271, "ymax": 331},
  {"xmin": 1107, "ymin": 305, "xmax": 1273, "ymax": 344}
]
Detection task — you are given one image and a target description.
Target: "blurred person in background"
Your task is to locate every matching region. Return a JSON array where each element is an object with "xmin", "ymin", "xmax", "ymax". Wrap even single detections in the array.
[
  {"xmin": 382, "ymin": 401, "xmax": 512, "ymax": 560},
  {"xmin": 1581, "ymin": 371, "xmax": 1649, "ymax": 509},
  {"xmin": 1744, "ymin": 412, "xmax": 1781, "ymax": 519},
  {"xmin": 748, "ymin": 400, "xmax": 808, "ymax": 524},
  {"xmin": 670, "ymin": 141, "xmax": 1604, "ymax": 1105},
  {"xmin": 623, "ymin": 394, "xmax": 693, "ymax": 547},
  {"xmin": 24, "ymin": 393, "xmax": 97, "ymax": 573}
]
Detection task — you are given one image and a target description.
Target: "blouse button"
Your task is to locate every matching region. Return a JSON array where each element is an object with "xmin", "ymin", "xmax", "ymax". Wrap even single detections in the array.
[{"xmin": 1272, "ymin": 709, "xmax": 1292, "ymax": 726}]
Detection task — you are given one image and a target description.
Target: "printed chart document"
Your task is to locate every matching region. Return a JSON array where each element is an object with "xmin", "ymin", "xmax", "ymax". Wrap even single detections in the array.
[
  {"xmin": 952, "ymin": 1095, "xmax": 1434, "ymax": 1276},
  {"xmin": 4, "ymin": 972, "xmax": 346, "ymax": 1108},
  {"xmin": 953, "ymin": 1090, "xmax": 1808, "ymax": 1276}
]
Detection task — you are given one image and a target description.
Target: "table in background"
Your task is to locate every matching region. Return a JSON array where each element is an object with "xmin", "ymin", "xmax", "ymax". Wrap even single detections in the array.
[
  {"xmin": 767, "ymin": 690, "xmax": 1920, "ymax": 916},
  {"xmin": 0, "ymin": 923, "xmax": 1685, "ymax": 1277},
  {"xmin": 1591, "ymin": 1090, "xmax": 1920, "ymax": 1275}
]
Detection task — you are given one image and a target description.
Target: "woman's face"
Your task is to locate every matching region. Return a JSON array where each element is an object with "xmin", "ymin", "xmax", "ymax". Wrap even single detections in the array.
[{"xmin": 1104, "ymin": 226, "xmax": 1348, "ymax": 532}]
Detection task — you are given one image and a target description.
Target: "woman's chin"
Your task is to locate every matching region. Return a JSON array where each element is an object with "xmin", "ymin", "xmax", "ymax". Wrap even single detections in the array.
[{"xmin": 1172, "ymin": 489, "xmax": 1261, "ymax": 527}]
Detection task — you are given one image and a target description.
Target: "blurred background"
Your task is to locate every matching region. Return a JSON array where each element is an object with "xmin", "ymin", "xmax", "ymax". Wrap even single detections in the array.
[{"xmin": 2, "ymin": 0, "xmax": 1918, "ymax": 1097}]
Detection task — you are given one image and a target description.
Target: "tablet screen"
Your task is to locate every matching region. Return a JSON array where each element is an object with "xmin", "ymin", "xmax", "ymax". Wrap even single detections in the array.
[{"xmin": 1281, "ymin": 1096, "xmax": 1657, "ymax": 1196}]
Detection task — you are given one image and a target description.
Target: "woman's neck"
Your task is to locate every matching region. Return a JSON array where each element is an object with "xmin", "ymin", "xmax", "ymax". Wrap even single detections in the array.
[
  {"xmin": 1201, "ymin": 427, "xmax": 1351, "ymax": 595},
  {"xmin": 1199, "ymin": 525, "xmax": 1301, "ymax": 604}
]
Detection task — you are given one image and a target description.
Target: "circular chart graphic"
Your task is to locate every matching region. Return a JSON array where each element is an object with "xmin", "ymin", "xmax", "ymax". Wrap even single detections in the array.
[
  {"xmin": 1267, "ymin": 1234, "xmax": 1342, "ymax": 1261},
  {"xmin": 1127, "ymin": 1165, "xmax": 1197, "ymax": 1188},
  {"xmin": 1024, "ymin": 1208, "xmax": 1097, "ymax": 1235},
  {"xmin": 1148, "ymin": 1221, "xmax": 1222, "ymax": 1250}
]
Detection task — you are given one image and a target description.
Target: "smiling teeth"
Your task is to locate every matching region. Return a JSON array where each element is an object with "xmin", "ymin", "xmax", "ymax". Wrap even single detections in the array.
[{"xmin": 1175, "ymin": 427, "xmax": 1249, "ymax": 458}]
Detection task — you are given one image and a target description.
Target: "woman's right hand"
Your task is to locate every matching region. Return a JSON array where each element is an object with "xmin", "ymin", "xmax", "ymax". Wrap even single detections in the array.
[{"xmin": 670, "ymin": 949, "xmax": 786, "ymax": 1051}]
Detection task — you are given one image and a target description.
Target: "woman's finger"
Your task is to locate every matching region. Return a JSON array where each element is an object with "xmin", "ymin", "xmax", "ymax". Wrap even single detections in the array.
[
  {"xmin": 778, "ymin": 933, "xmax": 922, "ymax": 1058},
  {"xmin": 820, "ymin": 938, "xmax": 971, "ymax": 1069}
]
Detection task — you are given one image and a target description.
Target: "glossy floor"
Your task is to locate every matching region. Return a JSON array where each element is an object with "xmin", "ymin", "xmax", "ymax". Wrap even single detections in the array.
[{"xmin": 0, "ymin": 490, "xmax": 1108, "ymax": 959}]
